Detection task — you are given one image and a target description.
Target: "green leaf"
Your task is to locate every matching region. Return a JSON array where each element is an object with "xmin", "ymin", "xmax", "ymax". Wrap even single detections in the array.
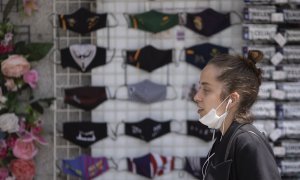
[
  {"xmin": 30, "ymin": 102, "xmax": 44, "ymax": 114},
  {"xmin": 30, "ymin": 97, "xmax": 55, "ymax": 114},
  {"xmin": 3, "ymin": 0, "xmax": 17, "ymax": 22},
  {"xmin": 14, "ymin": 42, "xmax": 53, "ymax": 61}
]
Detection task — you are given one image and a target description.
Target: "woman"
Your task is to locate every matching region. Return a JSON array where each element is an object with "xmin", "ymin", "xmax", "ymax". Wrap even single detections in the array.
[{"xmin": 193, "ymin": 50, "xmax": 281, "ymax": 180}]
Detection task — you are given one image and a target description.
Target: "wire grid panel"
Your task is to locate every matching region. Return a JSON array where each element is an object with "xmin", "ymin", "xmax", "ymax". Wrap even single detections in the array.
[
  {"xmin": 91, "ymin": 0, "xmax": 244, "ymax": 180},
  {"xmin": 52, "ymin": 0, "xmax": 99, "ymax": 180}
]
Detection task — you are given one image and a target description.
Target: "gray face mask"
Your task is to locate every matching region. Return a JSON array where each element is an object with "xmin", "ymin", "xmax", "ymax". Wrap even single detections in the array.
[{"xmin": 128, "ymin": 79, "xmax": 167, "ymax": 104}]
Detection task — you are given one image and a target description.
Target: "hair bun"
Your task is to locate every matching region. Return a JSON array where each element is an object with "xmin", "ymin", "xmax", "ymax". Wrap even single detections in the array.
[{"xmin": 247, "ymin": 50, "xmax": 264, "ymax": 64}]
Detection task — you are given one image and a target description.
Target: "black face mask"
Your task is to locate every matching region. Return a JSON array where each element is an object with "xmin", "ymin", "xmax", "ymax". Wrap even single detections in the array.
[
  {"xmin": 187, "ymin": 120, "xmax": 217, "ymax": 142},
  {"xmin": 63, "ymin": 122, "xmax": 107, "ymax": 148},
  {"xmin": 58, "ymin": 7, "xmax": 107, "ymax": 35},
  {"xmin": 60, "ymin": 44, "xmax": 107, "ymax": 72},
  {"xmin": 185, "ymin": 8, "xmax": 232, "ymax": 37},
  {"xmin": 124, "ymin": 118, "xmax": 171, "ymax": 142},
  {"xmin": 64, "ymin": 86, "xmax": 108, "ymax": 111},
  {"xmin": 184, "ymin": 156, "xmax": 207, "ymax": 180},
  {"xmin": 184, "ymin": 43, "xmax": 229, "ymax": 70},
  {"xmin": 125, "ymin": 45, "xmax": 172, "ymax": 72}
]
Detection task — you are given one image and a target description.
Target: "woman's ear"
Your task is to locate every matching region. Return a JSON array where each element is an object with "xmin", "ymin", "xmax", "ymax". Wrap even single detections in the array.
[{"xmin": 230, "ymin": 92, "xmax": 240, "ymax": 107}]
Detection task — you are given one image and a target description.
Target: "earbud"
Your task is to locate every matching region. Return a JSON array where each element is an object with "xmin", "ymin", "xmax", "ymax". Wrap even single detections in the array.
[{"xmin": 228, "ymin": 99, "xmax": 232, "ymax": 104}]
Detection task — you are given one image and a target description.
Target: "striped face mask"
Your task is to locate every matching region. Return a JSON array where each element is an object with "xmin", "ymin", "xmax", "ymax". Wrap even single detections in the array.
[{"xmin": 127, "ymin": 153, "xmax": 175, "ymax": 178}]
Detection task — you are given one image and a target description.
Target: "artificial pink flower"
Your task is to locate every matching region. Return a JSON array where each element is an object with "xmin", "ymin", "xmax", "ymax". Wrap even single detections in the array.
[
  {"xmin": 4, "ymin": 79, "xmax": 17, "ymax": 91},
  {"xmin": 23, "ymin": 69, "xmax": 38, "ymax": 89},
  {"xmin": 0, "ymin": 44, "xmax": 13, "ymax": 55},
  {"xmin": 1, "ymin": 55, "xmax": 30, "ymax": 78},
  {"xmin": 9, "ymin": 159, "xmax": 35, "ymax": 180},
  {"xmin": 22, "ymin": 0, "xmax": 38, "ymax": 16},
  {"xmin": 12, "ymin": 137, "xmax": 38, "ymax": 160},
  {"xmin": 0, "ymin": 140, "xmax": 7, "ymax": 158},
  {"xmin": 6, "ymin": 135, "xmax": 17, "ymax": 149},
  {"xmin": 0, "ymin": 168, "xmax": 9, "ymax": 180}
]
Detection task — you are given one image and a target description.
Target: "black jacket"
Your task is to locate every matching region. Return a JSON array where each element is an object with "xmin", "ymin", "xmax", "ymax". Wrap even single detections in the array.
[{"xmin": 203, "ymin": 121, "xmax": 281, "ymax": 180}]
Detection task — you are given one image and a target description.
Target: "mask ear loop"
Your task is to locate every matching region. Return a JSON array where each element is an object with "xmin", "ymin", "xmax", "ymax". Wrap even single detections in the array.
[
  {"xmin": 48, "ymin": 13, "xmax": 58, "ymax": 28},
  {"xmin": 115, "ymin": 157, "xmax": 129, "ymax": 172},
  {"xmin": 107, "ymin": 157, "xmax": 118, "ymax": 170},
  {"xmin": 110, "ymin": 121, "xmax": 125, "ymax": 141},
  {"xmin": 51, "ymin": 48, "xmax": 62, "ymax": 65},
  {"xmin": 178, "ymin": 12, "xmax": 186, "ymax": 26},
  {"xmin": 177, "ymin": 48, "xmax": 185, "ymax": 67},
  {"xmin": 230, "ymin": 11, "xmax": 243, "ymax": 26},
  {"xmin": 56, "ymin": 158, "xmax": 67, "ymax": 178},
  {"xmin": 220, "ymin": 99, "xmax": 232, "ymax": 139},
  {"xmin": 166, "ymin": 53, "xmax": 178, "ymax": 101},
  {"xmin": 106, "ymin": 48, "xmax": 116, "ymax": 64},
  {"xmin": 171, "ymin": 120, "xmax": 185, "ymax": 136},
  {"xmin": 123, "ymin": 13, "xmax": 131, "ymax": 28},
  {"xmin": 112, "ymin": 84, "xmax": 128, "ymax": 101},
  {"xmin": 107, "ymin": 13, "xmax": 119, "ymax": 28},
  {"xmin": 166, "ymin": 84, "xmax": 178, "ymax": 101},
  {"xmin": 173, "ymin": 156, "xmax": 186, "ymax": 178},
  {"xmin": 105, "ymin": 86, "xmax": 113, "ymax": 100}
]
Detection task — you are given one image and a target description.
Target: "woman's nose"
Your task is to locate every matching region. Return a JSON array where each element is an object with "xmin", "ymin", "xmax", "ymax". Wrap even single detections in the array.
[{"xmin": 193, "ymin": 91, "xmax": 201, "ymax": 103}]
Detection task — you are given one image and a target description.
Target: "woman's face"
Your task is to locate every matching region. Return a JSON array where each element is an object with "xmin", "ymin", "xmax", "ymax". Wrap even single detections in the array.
[{"xmin": 194, "ymin": 64, "xmax": 227, "ymax": 117}]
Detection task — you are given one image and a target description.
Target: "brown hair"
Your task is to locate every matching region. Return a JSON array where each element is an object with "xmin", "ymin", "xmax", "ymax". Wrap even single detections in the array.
[{"xmin": 207, "ymin": 50, "xmax": 263, "ymax": 123}]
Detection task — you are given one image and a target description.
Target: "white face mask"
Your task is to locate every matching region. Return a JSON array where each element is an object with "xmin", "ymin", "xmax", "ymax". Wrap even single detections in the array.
[{"xmin": 199, "ymin": 96, "xmax": 232, "ymax": 129}]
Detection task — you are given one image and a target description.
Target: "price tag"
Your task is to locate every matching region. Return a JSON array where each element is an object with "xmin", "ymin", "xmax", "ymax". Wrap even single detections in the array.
[
  {"xmin": 270, "ymin": 129, "xmax": 283, "ymax": 142},
  {"xmin": 273, "ymin": 33, "xmax": 287, "ymax": 47},
  {"xmin": 271, "ymin": 13, "xmax": 284, "ymax": 22},
  {"xmin": 271, "ymin": 89, "xmax": 286, "ymax": 100},
  {"xmin": 273, "ymin": 147, "xmax": 286, "ymax": 156},
  {"xmin": 272, "ymin": 71, "xmax": 287, "ymax": 80},
  {"xmin": 271, "ymin": 52, "xmax": 284, "ymax": 66},
  {"xmin": 274, "ymin": 0, "xmax": 288, "ymax": 3}
]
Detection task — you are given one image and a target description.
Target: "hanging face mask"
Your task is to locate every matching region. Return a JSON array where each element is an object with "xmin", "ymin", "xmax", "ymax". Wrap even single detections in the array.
[
  {"xmin": 63, "ymin": 122, "xmax": 108, "ymax": 148},
  {"xmin": 62, "ymin": 154, "xmax": 110, "ymax": 180},
  {"xmin": 186, "ymin": 120, "xmax": 217, "ymax": 142},
  {"xmin": 185, "ymin": 8, "xmax": 239, "ymax": 37},
  {"xmin": 64, "ymin": 86, "xmax": 110, "ymax": 111},
  {"xmin": 125, "ymin": 45, "xmax": 173, "ymax": 72},
  {"xmin": 125, "ymin": 10, "xmax": 179, "ymax": 33},
  {"xmin": 199, "ymin": 97, "xmax": 232, "ymax": 129},
  {"xmin": 58, "ymin": 7, "xmax": 107, "ymax": 35},
  {"xmin": 184, "ymin": 156, "xmax": 207, "ymax": 180},
  {"xmin": 127, "ymin": 153, "xmax": 175, "ymax": 178},
  {"xmin": 60, "ymin": 44, "xmax": 114, "ymax": 72},
  {"xmin": 183, "ymin": 43, "xmax": 229, "ymax": 70},
  {"xmin": 120, "ymin": 118, "xmax": 171, "ymax": 142}
]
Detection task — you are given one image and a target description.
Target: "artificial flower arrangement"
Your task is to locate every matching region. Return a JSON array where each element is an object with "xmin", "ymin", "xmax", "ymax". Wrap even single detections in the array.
[{"xmin": 0, "ymin": 1, "xmax": 54, "ymax": 179}]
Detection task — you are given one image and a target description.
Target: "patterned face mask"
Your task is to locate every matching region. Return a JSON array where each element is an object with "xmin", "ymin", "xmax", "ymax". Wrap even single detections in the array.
[
  {"xmin": 125, "ymin": 45, "xmax": 173, "ymax": 72},
  {"xmin": 185, "ymin": 8, "xmax": 236, "ymax": 37},
  {"xmin": 124, "ymin": 118, "xmax": 171, "ymax": 142},
  {"xmin": 64, "ymin": 86, "xmax": 109, "ymax": 111},
  {"xmin": 126, "ymin": 10, "xmax": 179, "ymax": 33},
  {"xmin": 58, "ymin": 7, "xmax": 107, "ymax": 35},
  {"xmin": 127, "ymin": 153, "xmax": 175, "ymax": 178},
  {"xmin": 60, "ymin": 44, "xmax": 109, "ymax": 72},
  {"xmin": 184, "ymin": 43, "xmax": 229, "ymax": 70},
  {"xmin": 63, "ymin": 122, "xmax": 108, "ymax": 148},
  {"xmin": 62, "ymin": 154, "xmax": 110, "ymax": 180}
]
